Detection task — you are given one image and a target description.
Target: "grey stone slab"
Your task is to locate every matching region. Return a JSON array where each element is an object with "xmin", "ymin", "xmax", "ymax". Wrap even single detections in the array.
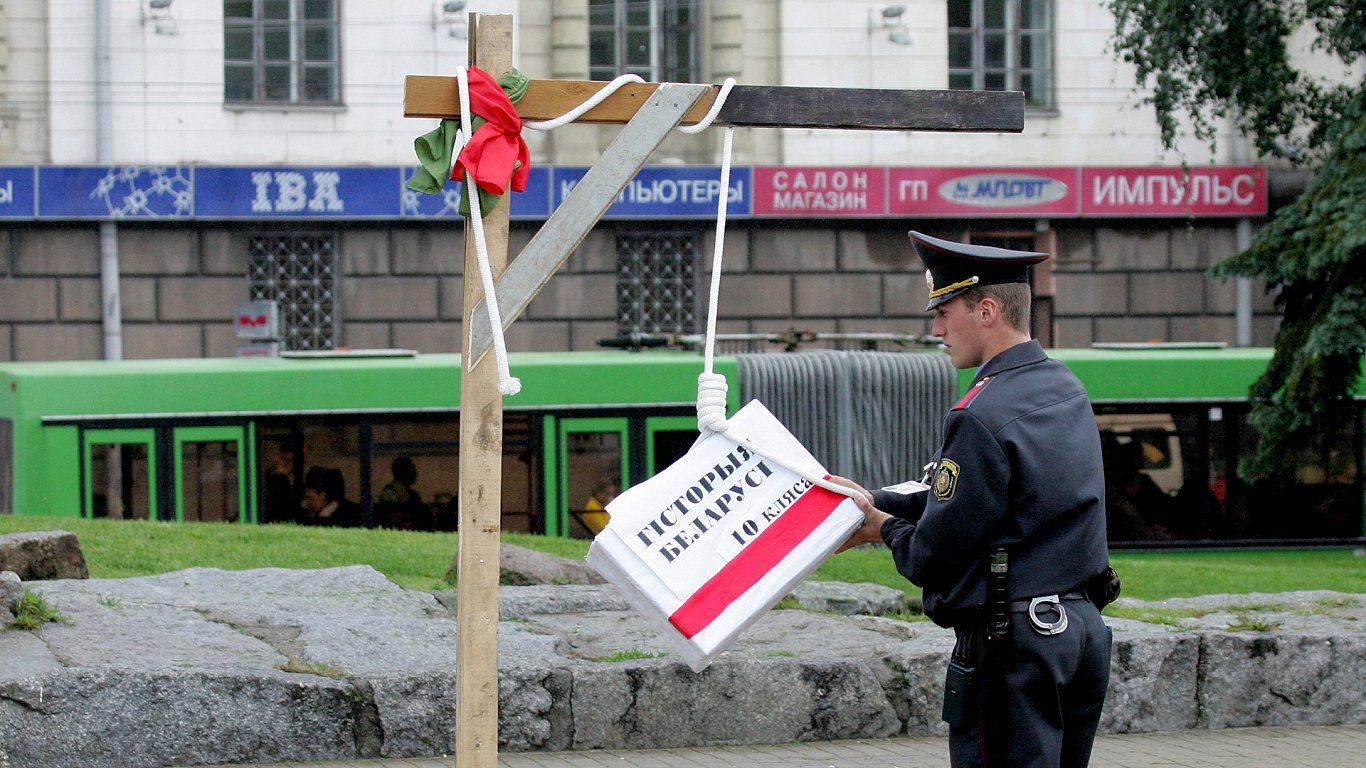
[{"xmin": 3, "ymin": 568, "xmax": 1364, "ymax": 768}]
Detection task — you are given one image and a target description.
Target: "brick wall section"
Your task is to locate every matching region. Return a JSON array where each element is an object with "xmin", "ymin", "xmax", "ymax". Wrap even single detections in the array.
[
  {"xmin": 1052, "ymin": 223, "xmax": 1277, "ymax": 346},
  {"xmin": 0, "ymin": 219, "xmax": 1278, "ymax": 362}
]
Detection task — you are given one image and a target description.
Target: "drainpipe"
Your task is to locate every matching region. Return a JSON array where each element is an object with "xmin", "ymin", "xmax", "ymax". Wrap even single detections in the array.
[
  {"xmin": 1231, "ymin": 114, "xmax": 1253, "ymax": 347},
  {"xmin": 96, "ymin": 0, "xmax": 122, "ymax": 360}
]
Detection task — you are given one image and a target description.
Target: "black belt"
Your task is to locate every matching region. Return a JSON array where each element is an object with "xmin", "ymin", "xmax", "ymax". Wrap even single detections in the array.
[
  {"xmin": 1007, "ymin": 591, "xmax": 1088, "ymax": 612},
  {"xmin": 1006, "ymin": 592, "xmax": 1088, "ymax": 636}
]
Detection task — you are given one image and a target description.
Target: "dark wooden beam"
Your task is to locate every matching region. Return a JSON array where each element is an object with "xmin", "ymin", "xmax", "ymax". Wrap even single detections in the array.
[{"xmin": 404, "ymin": 75, "xmax": 1024, "ymax": 133}]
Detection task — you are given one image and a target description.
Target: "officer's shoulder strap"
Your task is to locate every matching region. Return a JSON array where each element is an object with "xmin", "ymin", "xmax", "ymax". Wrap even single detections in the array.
[{"xmin": 952, "ymin": 375, "xmax": 994, "ymax": 410}]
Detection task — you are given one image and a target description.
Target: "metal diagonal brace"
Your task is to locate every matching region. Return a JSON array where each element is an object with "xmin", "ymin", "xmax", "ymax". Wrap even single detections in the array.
[{"xmin": 467, "ymin": 82, "xmax": 712, "ymax": 366}]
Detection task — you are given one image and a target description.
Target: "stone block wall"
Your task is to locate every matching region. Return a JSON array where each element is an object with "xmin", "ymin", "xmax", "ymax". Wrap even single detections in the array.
[
  {"xmin": 1051, "ymin": 223, "xmax": 1279, "ymax": 347},
  {"xmin": 0, "ymin": 218, "xmax": 1277, "ymax": 362}
]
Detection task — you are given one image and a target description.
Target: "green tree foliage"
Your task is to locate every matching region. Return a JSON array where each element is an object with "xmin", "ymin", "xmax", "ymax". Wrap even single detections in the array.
[{"xmin": 1106, "ymin": 0, "xmax": 1365, "ymax": 475}]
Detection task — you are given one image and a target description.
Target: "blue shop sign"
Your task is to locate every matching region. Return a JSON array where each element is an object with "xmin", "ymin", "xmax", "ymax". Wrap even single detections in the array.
[
  {"xmin": 195, "ymin": 166, "xmax": 402, "ymax": 219},
  {"xmin": 402, "ymin": 165, "xmax": 552, "ymax": 219},
  {"xmin": 554, "ymin": 166, "xmax": 751, "ymax": 219},
  {"xmin": 0, "ymin": 166, "xmax": 36, "ymax": 218},
  {"xmin": 38, "ymin": 166, "xmax": 194, "ymax": 218}
]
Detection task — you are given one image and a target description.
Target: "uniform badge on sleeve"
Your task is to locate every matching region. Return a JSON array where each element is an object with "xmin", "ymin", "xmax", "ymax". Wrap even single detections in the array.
[{"xmin": 934, "ymin": 458, "xmax": 960, "ymax": 501}]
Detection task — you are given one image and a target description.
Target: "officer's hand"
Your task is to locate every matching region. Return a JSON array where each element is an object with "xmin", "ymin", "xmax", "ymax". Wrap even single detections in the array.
[{"xmin": 828, "ymin": 476, "xmax": 891, "ymax": 552}]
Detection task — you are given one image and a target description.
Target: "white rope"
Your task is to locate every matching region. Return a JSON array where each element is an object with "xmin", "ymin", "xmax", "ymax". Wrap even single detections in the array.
[
  {"xmin": 447, "ymin": 73, "xmax": 730, "ymax": 399},
  {"xmin": 523, "ymin": 74, "xmax": 646, "ymax": 131},
  {"xmin": 456, "ymin": 66, "xmax": 520, "ymax": 396},
  {"xmin": 684, "ymin": 80, "xmax": 863, "ymax": 504},
  {"xmin": 480, "ymin": 68, "xmax": 857, "ymax": 502},
  {"xmin": 676, "ymin": 77, "xmax": 736, "ymax": 134}
]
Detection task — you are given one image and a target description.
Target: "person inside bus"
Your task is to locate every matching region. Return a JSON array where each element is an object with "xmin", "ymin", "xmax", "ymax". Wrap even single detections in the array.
[
  {"xmin": 261, "ymin": 441, "xmax": 296, "ymax": 525},
  {"xmin": 580, "ymin": 480, "xmax": 617, "ymax": 535},
  {"xmin": 1102, "ymin": 437, "xmax": 1171, "ymax": 541},
  {"xmin": 300, "ymin": 466, "xmax": 361, "ymax": 528},
  {"xmin": 375, "ymin": 456, "xmax": 429, "ymax": 530}
]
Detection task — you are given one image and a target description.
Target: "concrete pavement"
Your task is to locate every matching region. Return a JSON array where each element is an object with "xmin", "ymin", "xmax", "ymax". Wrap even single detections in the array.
[{"xmin": 201, "ymin": 725, "xmax": 1366, "ymax": 768}]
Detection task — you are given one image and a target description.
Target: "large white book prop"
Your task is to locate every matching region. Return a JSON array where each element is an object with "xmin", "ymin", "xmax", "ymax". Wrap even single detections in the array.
[{"xmin": 586, "ymin": 400, "xmax": 864, "ymax": 672}]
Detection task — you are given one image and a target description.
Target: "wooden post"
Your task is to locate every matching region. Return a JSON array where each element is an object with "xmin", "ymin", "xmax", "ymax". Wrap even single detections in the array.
[{"xmin": 456, "ymin": 13, "xmax": 511, "ymax": 768}]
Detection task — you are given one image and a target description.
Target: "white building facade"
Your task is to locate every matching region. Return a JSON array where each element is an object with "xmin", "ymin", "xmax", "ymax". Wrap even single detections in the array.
[{"xmin": 1, "ymin": 0, "xmax": 1352, "ymax": 361}]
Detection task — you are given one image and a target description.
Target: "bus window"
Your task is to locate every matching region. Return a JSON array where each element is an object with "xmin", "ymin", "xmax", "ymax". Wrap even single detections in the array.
[
  {"xmin": 1095, "ymin": 414, "xmax": 1183, "ymax": 495},
  {"xmin": 1243, "ymin": 411, "xmax": 1362, "ymax": 540},
  {"xmin": 1097, "ymin": 411, "xmax": 1187, "ymax": 542},
  {"xmin": 501, "ymin": 414, "xmax": 537, "ymax": 534},
  {"xmin": 558, "ymin": 418, "xmax": 629, "ymax": 539},
  {"xmin": 645, "ymin": 415, "xmax": 699, "ymax": 475},
  {"xmin": 370, "ymin": 418, "xmax": 459, "ymax": 531},
  {"xmin": 258, "ymin": 428, "xmax": 300, "ymax": 525},
  {"xmin": 86, "ymin": 430, "xmax": 156, "ymax": 520},
  {"xmin": 297, "ymin": 421, "xmax": 362, "ymax": 528},
  {"xmin": 174, "ymin": 427, "xmax": 246, "ymax": 523}
]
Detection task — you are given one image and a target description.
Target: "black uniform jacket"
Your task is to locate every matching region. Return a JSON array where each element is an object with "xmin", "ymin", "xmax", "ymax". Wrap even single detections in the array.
[{"xmin": 873, "ymin": 340, "xmax": 1109, "ymax": 628}]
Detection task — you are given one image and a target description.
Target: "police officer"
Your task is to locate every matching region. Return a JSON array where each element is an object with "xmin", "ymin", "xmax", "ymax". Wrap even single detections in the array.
[{"xmin": 835, "ymin": 231, "xmax": 1113, "ymax": 768}]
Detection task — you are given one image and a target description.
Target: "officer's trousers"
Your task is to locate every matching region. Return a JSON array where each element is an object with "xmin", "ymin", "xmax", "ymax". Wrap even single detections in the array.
[{"xmin": 948, "ymin": 598, "xmax": 1111, "ymax": 768}]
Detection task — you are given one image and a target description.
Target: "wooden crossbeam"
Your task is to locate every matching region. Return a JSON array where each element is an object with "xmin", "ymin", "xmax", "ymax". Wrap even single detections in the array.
[{"xmin": 404, "ymin": 75, "xmax": 1025, "ymax": 133}]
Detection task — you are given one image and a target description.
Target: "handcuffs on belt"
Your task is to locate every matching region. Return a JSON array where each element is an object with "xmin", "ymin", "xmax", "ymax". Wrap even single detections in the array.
[{"xmin": 1027, "ymin": 595, "xmax": 1069, "ymax": 636}]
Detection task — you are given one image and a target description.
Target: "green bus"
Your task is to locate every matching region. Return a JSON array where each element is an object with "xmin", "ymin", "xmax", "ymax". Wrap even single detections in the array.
[
  {"xmin": 0, "ymin": 351, "xmax": 739, "ymax": 539},
  {"xmin": 1, "ymin": 345, "xmax": 1361, "ymax": 547}
]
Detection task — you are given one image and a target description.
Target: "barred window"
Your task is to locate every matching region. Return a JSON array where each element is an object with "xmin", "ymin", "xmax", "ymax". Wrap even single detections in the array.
[
  {"xmin": 248, "ymin": 233, "xmax": 339, "ymax": 351},
  {"xmin": 948, "ymin": 0, "xmax": 1053, "ymax": 109},
  {"xmin": 616, "ymin": 231, "xmax": 700, "ymax": 336},
  {"xmin": 224, "ymin": 0, "xmax": 341, "ymax": 105},
  {"xmin": 589, "ymin": 0, "xmax": 698, "ymax": 82}
]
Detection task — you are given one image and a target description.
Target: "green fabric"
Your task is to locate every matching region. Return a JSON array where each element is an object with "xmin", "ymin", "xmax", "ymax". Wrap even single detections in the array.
[
  {"xmin": 409, "ymin": 119, "xmax": 461, "ymax": 195},
  {"xmin": 406, "ymin": 68, "xmax": 531, "ymax": 219}
]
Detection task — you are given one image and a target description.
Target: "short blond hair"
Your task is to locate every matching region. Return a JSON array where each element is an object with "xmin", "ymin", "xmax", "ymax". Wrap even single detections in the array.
[{"xmin": 960, "ymin": 282, "xmax": 1031, "ymax": 333}]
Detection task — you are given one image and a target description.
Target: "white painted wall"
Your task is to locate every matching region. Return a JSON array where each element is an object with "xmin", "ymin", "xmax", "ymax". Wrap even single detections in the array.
[
  {"xmin": 47, "ymin": 0, "xmax": 515, "ymax": 165},
  {"xmin": 43, "ymin": 0, "xmax": 1357, "ymax": 168},
  {"xmin": 781, "ymin": 0, "xmax": 1359, "ymax": 168}
]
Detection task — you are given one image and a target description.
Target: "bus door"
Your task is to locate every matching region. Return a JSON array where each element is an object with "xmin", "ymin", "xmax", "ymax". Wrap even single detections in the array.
[
  {"xmin": 547, "ymin": 417, "xmax": 629, "ymax": 538},
  {"xmin": 644, "ymin": 415, "xmax": 699, "ymax": 475},
  {"xmin": 173, "ymin": 425, "xmax": 250, "ymax": 523},
  {"xmin": 84, "ymin": 428, "xmax": 158, "ymax": 520}
]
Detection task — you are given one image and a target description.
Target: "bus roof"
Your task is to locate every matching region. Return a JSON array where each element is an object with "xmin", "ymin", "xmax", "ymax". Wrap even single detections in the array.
[
  {"xmin": 947, "ymin": 346, "xmax": 1282, "ymax": 403},
  {"xmin": 1050, "ymin": 346, "xmax": 1275, "ymax": 402},
  {"xmin": 0, "ymin": 351, "xmax": 740, "ymax": 422}
]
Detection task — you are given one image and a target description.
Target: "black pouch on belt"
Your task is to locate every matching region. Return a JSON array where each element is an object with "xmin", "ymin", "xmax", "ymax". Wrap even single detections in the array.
[{"xmin": 942, "ymin": 632, "xmax": 975, "ymax": 728}]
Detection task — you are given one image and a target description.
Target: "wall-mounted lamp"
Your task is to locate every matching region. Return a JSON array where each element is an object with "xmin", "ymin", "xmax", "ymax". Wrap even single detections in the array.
[
  {"xmin": 142, "ymin": 0, "xmax": 178, "ymax": 36},
  {"xmin": 869, "ymin": 4, "xmax": 912, "ymax": 46},
  {"xmin": 434, "ymin": 0, "xmax": 468, "ymax": 40}
]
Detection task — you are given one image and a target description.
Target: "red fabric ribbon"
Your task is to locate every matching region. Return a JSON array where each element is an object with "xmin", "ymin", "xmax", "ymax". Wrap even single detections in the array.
[{"xmin": 451, "ymin": 66, "xmax": 530, "ymax": 195}]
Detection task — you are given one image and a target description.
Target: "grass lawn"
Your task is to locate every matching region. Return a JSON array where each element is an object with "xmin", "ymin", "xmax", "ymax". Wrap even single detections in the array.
[{"xmin": 2, "ymin": 515, "xmax": 1364, "ymax": 600}]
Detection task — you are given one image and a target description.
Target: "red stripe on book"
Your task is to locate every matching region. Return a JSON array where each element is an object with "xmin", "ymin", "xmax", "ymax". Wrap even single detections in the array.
[{"xmin": 667, "ymin": 478, "xmax": 848, "ymax": 639}]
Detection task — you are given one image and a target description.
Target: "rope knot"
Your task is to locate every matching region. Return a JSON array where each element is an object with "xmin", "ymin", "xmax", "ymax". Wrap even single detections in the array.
[{"xmin": 696, "ymin": 372, "xmax": 730, "ymax": 433}]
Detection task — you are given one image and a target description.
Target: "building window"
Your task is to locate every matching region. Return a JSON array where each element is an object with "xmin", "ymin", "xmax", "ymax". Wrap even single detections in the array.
[
  {"xmin": 948, "ymin": 0, "xmax": 1053, "ymax": 109},
  {"xmin": 248, "ymin": 233, "xmax": 339, "ymax": 350},
  {"xmin": 224, "ymin": 0, "xmax": 341, "ymax": 105},
  {"xmin": 589, "ymin": 0, "xmax": 698, "ymax": 82},
  {"xmin": 617, "ymin": 231, "xmax": 700, "ymax": 336}
]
